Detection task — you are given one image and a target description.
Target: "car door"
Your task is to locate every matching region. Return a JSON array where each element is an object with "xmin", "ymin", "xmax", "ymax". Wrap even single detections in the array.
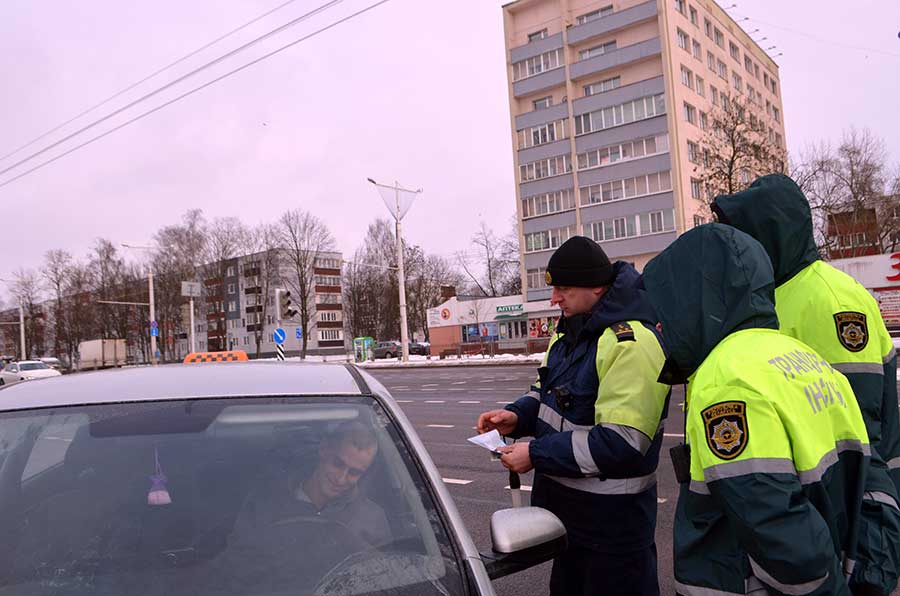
[{"xmin": 0, "ymin": 364, "xmax": 18, "ymax": 386}]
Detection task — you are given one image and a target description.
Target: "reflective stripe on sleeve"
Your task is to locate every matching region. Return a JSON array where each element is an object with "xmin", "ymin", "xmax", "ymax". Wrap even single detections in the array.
[
  {"xmin": 689, "ymin": 480, "xmax": 710, "ymax": 495},
  {"xmin": 888, "ymin": 457, "xmax": 900, "ymax": 470},
  {"xmin": 885, "ymin": 346, "xmax": 897, "ymax": 364},
  {"xmin": 703, "ymin": 458, "xmax": 797, "ymax": 483},
  {"xmin": 571, "ymin": 430, "xmax": 599, "ymax": 475},
  {"xmin": 604, "ymin": 423, "xmax": 653, "ymax": 455},
  {"xmin": 537, "ymin": 404, "xmax": 593, "ymax": 432},
  {"xmin": 833, "ymin": 362, "xmax": 884, "ymax": 376},
  {"xmin": 748, "ymin": 556, "xmax": 829, "ymax": 595},
  {"xmin": 798, "ymin": 440, "xmax": 870, "ymax": 485},
  {"xmin": 546, "ymin": 471, "xmax": 656, "ymax": 495},
  {"xmin": 864, "ymin": 490, "xmax": 900, "ymax": 510},
  {"xmin": 522, "ymin": 390, "xmax": 541, "ymax": 401}
]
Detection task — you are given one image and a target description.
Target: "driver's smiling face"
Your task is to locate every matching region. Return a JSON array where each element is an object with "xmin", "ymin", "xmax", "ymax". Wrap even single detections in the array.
[{"xmin": 318, "ymin": 441, "xmax": 377, "ymax": 500}]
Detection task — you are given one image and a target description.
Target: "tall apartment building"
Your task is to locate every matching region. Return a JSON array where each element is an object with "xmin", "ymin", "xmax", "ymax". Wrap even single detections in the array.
[{"xmin": 503, "ymin": 0, "xmax": 786, "ymax": 301}]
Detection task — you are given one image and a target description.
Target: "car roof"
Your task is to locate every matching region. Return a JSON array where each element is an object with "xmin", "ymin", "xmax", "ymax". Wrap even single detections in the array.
[
  {"xmin": 12, "ymin": 360, "xmax": 44, "ymax": 365},
  {"xmin": 0, "ymin": 362, "xmax": 370, "ymax": 412}
]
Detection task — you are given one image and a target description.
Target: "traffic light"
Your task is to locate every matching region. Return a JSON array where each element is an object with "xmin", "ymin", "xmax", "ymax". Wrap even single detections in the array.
[{"xmin": 276, "ymin": 289, "xmax": 298, "ymax": 320}]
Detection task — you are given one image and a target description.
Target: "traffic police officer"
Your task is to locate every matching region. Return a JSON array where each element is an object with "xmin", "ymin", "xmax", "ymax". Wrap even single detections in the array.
[
  {"xmin": 476, "ymin": 236, "xmax": 670, "ymax": 596},
  {"xmin": 644, "ymin": 223, "xmax": 874, "ymax": 596},
  {"xmin": 713, "ymin": 174, "xmax": 900, "ymax": 595}
]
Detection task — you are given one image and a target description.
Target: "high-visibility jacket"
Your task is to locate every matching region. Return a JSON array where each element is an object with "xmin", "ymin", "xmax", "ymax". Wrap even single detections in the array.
[
  {"xmin": 505, "ymin": 262, "xmax": 670, "ymax": 553},
  {"xmin": 674, "ymin": 328, "xmax": 871, "ymax": 596}
]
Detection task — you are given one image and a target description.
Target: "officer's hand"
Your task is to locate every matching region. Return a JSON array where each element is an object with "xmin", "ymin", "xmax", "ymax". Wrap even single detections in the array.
[
  {"xmin": 498, "ymin": 442, "xmax": 533, "ymax": 474},
  {"xmin": 477, "ymin": 409, "xmax": 518, "ymax": 435}
]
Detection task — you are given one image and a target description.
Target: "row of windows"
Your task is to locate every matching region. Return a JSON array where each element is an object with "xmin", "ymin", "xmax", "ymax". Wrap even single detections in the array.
[
  {"xmin": 580, "ymin": 170, "xmax": 673, "ymax": 205},
  {"xmin": 512, "ymin": 48, "xmax": 564, "ymax": 81},
  {"xmin": 576, "ymin": 134, "xmax": 669, "ymax": 171},
  {"xmin": 584, "ymin": 76, "xmax": 620, "ymax": 97},
  {"xmin": 525, "ymin": 5, "xmax": 613, "ymax": 44},
  {"xmin": 319, "ymin": 329, "xmax": 343, "ymax": 341},
  {"xmin": 516, "ymin": 118, "xmax": 568, "ymax": 150},
  {"xmin": 574, "ymin": 93, "xmax": 666, "ymax": 135},
  {"xmin": 315, "ymin": 257, "xmax": 341, "ymax": 269},
  {"xmin": 521, "ymin": 189, "xmax": 576, "ymax": 219},
  {"xmin": 579, "ymin": 40, "xmax": 617, "ymax": 61},
  {"xmin": 526, "ymin": 267, "xmax": 548, "ymax": 290},
  {"xmin": 584, "ymin": 209, "xmax": 676, "ymax": 242},
  {"xmin": 525, "ymin": 225, "xmax": 576, "ymax": 253},
  {"xmin": 314, "ymin": 275, "xmax": 341, "ymax": 286},
  {"xmin": 519, "ymin": 154, "xmax": 573, "ymax": 182}
]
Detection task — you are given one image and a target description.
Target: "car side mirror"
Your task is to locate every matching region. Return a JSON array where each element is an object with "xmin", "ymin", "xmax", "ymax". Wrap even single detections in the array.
[{"xmin": 479, "ymin": 506, "xmax": 567, "ymax": 580}]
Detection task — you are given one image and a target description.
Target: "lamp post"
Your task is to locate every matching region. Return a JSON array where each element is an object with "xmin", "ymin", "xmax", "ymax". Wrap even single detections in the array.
[
  {"xmin": 122, "ymin": 243, "xmax": 158, "ymax": 366},
  {"xmin": 367, "ymin": 178, "xmax": 423, "ymax": 363}
]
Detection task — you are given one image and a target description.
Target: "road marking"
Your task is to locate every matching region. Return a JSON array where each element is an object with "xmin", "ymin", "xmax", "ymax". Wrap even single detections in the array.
[
  {"xmin": 395, "ymin": 400, "xmax": 413, "ymax": 403},
  {"xmin": 663, "ymin": 433, "xmax": 685, "ymax": 438},
  {"xmin": 425, "ymin": 400, "xmax": 446, "ymax": 404},
  {"xmin": 478, "ymin": 388, "xmax": 495, "ymax": 391},
  {"xmin": 427, "ymin": 424, "xmax": 455, "ymax": 428},
  {"xmin": 423, "ymin": 384, "xmax": 439, "ymax": 387},
  {"xmin": 452, "ymin": 381, "xmax": 467, "ymax": 385},
  {"xmin": 504, "ymin": 485, "xmax": 533, "ymax": 492},
  {"xmin": 459, "ymin": 400, "xmax": 481, "ymax": 404},
  {"xmin": 391, "ymin": 386, "xmax": 409, "ymax": 390},
  {"xmin": 43, "ymin": 436, "xmax": 72, "ymax": 442},
  {"xmin": 657, "ymin": 498, "xmax": 668, "ymax": 504},
  {"xmin": 480, "ymin": 379, "xmax": 494, "ymax": 383},
  {"xmin": 443, "ymin": 478, "xmax": 473, "ymax": 485},
  {"xmin": 496, "ymin": 401, "xmax": 513, "ymax": 404},
  {"xmin": 449, "ymin": 388, "xmax": 465, "ymax": 391}
]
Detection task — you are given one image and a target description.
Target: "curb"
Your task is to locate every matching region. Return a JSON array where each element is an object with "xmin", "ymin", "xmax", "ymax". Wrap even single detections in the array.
[{"xmin": 356, "ymin": 359, "xmax": 542, "ymax": 370}]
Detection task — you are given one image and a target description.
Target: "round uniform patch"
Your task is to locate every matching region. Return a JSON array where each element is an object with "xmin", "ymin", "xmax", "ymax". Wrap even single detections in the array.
[
  {"xmin": 833, "ymin": 311, "xmax": 868, "ymax": 353},
  {"xmin": 701, "ymin": 401, "xmax": 749, "ymax": 460},
  {"xmin": 545, "ymin": 270, "xmax": 553, "ymax": 286}
]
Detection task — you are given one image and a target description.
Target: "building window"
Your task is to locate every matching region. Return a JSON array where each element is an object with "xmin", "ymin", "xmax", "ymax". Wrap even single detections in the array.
[
  {"xmin": 729, "ymin": 41, "xmax": 740, "ymax": 61},
  {"xmin": 695, "ymin": 76, "xmax": 705, "ymax": 97},
  {"xmin": 576, "ymin": 5, "xmax": 613, "ymax": 24},
  {"xmin": 519, "ymin": 155, "xmax": 572, "ymax": 182},
  {"xmin": 731, "ymin": 72, "xmax": 742, "ymax": 93},
  {"xmin": 526, "ymin": 268, "xmax": 548, "ymax": 289},
  {"xmin": 532, "ymin": 96, "xmax": 552, "ymax": 110},
  {"xmin": 314, "ymin": 274, "xmax": 341, "ymax": 286},
  {"xmin": 680, "ymin": 65, "xmax": 694, "ymax": 88},
  {"xmin": 773, "ymin": 107, "xmax": 781, "ymax": 122},
  {"xmin": 319, "ymin": 311, "xmax": 339, "ymax": 322},
  {"xmin": 691, "ymin": 178, "xmax": 703, "ymax": 199},
  {"xmin": 524, "ymin": 226, "xmax": 576, "ymax": 253},
  {"xmin": 227, "ymin": 283, "xmax": 235, "ymax": 294},
  {"xmin": 721, "ymin": 94, "xmax": 730, "ymax": 112},
  {"xmin": 769, "ymin": 78, "xmax": 778, "ymax": 96},
  {"xmin": 747, "ymin": 86, "xmax": 756, "ymax": 104},
  {"xmin": 521, "ymin": 189, "xmax": 576, "ymax": 218},
  {"xmin": 580, "ymin": 170, "xmax": 673, "ymax": 205},
  {"xmin": 692, "ymin": 39, "xmax": 702, "ymax": 60},
  {"xmin": 517, "ymin": 118, "xmax": 568, "ymax": 149},
  {"xmin": 754, "ymin": 63, "xmax": 760, "ymax": 79},
  {"xmin": 693, "ymin": 214, "xmax": 706, "ymax": 228},
  {"xmin": 226, "ymin": 266, "xmax": 235, "ymax": 277},
  {"xmin": 579, "ymin": 41, "xmax": 617, "ymax": 60},
  {"xmin": 687, "ymin": 141, "xmax": 700, "ymax": 164},
  {"xmin": 574, "ymin": 93, "xmax": 666, "ymax": 135},
  {"xmin": 315, "ymin": 257, "xmax": 341, "ymax": 269},
  {"xmin": 704, "ymin": 18, "xmax": 712, "ymax": 39},
  {"xmin": 689, "ymin": 5, "xmax": 698, "ymax": 25},
  {"xmin": 677, "ymin": 29, "xmax": 689, "ymax": 52},
  {"xmin": 707, "ymin": 51, "xmax": 716, "ymax": 73},
  {"xmin": 512, "ymin": 48, "xmax": 563, "ymax": 81},
  {"xmin": 699, "ymin": 111, "xmax": 708, "ymax": 130},
  {"xmin": 584, "ymin": 76, "xmax": 620, "ymax": 96},
  {"xmin": 675, "ymin": 0, "xmax": 686, "ymax": 14},
  {"xmin": 577, "ymin": 134, "xmax": 670, "ymax": 171},
  {"xmin": 714, "ymin": 28, "xmax": 724, "ymax": 48},
  {"xmin": 683, "ymin": 102, "xmax": 697, "ymax": 125},
  {"xmin": 744, "ymin": 55, "xmax": 754, "ymax": 73},
  {"xmin": 319, "ymin": 329, "xmax": 343, "ymax": 342},
  {"xmin": 774, "ymin": 133, "xmax": 783, "ymax": 148},
  {"xmin": 584, "ymin": 209, "xmax": 675, "ymax": 242},
  {"xmin": 717, "ymin": 59, "xmax": 727, "ymax": 80},
  {"xmin": 528, "ymin": 29, "xmax": 548, "ymax": 42}
]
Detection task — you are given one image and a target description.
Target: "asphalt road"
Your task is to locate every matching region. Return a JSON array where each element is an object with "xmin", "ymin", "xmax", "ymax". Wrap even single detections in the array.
[{"xmin": 368, "ymin": 365, "xmax": 685, "ymax": 596}]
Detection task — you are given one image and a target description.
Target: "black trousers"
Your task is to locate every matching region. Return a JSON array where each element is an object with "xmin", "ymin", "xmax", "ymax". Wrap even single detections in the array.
[{"xmin": 549, "ymin": 543, "xmax": 659, "ymax": 596}]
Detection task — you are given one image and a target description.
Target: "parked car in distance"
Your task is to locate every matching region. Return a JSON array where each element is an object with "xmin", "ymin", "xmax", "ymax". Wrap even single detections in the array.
[
  {"xmin": 39, "ymin": 357, "xmax": 66, "ymax": 372},
  {"xmin": 0, "ymin": 360, "xmax": 62, "ymax": 387},
  {"xmin": 373, "ymin": 341, "xmax": 430, "ymax": 359},
  {"xmin": 0, "ymin": 361, "xmax": 567, "ymax": 595}
]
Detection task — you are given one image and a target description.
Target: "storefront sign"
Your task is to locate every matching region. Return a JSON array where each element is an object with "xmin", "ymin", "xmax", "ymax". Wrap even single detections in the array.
[{"xmin": 496, "ymin": 304, "xmax": 524, "ymax": 314}]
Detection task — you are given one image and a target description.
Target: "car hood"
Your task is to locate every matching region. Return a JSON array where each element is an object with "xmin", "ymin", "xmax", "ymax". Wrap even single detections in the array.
[{"xmin": 21, "ymin": 370, "xmax": 62, "ymax": 380}]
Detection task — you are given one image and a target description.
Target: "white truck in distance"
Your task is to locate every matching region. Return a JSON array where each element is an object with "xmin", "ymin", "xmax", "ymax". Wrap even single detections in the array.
[{"xmin": 78, "ymin": 339, "xmax": 127, "ymax": 370}]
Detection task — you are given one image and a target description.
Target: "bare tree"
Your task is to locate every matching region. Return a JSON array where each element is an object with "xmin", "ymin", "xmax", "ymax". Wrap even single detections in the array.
[
  {"xmin": 694, "ymin": 94, "xmax": 787, "ymax": 214},
  {"xmin": 279, "ymin": 209, "xmax": 335, "ymax": 358},
  {"xmin": 405, "ymin": 251, "xmax": 463, "ymax": 342},
  {"xmin": 11, "ymin": 269, "xmax": 43, "ymax": 359},
  {"xmin": 458, "ymin": 220, "xmax": 520, "ymax": 297},
  {"xmin": 242, "ymin": 223, "xmax": 283, "ymax": 358},
  {"xmin": 42, "ymin": 250, "xmax": 72, "ymax": 361}
]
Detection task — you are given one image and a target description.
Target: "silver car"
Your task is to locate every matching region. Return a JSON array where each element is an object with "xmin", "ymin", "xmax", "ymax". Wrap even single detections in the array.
[
  {"xmin": 0, "ymin": 362, "xmax": 565, "ymax": 595},
  {"xmin": 0, "ymin": 360, "xmax": 61, "ymax": 387}
]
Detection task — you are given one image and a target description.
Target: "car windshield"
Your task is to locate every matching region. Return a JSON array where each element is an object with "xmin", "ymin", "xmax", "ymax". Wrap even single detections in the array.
[
  {"xmin": 0, "ymin": 397, "xmax": 465, "ymax": 596},
  {"xmin": 18, "ymin": 362, "xmax": 48, "ymax": 371}
]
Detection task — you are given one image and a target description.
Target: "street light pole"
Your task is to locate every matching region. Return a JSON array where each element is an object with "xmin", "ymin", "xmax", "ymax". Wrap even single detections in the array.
[
  {"xmin": 367, "ymin": 178, "xmax": 423, "ymax": 363},
  {"xmin": 18, "ymin": 305, "xmax": 25, "ymax": 360},
  {"xmin": 122, "ymin": 243, "xmax": 158, "ymax": 366}
]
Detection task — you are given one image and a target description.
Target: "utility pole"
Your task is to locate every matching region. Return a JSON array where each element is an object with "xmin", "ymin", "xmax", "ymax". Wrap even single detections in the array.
[
  {"xmin": 367, "ymin": 178, "xmax": 423, "ymax": 363},
  {"xmin": 122, "ymin": 243, "xmax": 158, "ymax": 366},
  {"xmin": 0, "ymin": 277, "xmax": 28, "ymax": 360}
]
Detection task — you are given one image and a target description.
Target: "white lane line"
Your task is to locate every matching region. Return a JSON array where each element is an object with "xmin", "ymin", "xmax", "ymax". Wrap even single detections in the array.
[
  {"xmin": 477, "ymin": 388, "xmax": 495, "ymax": 391},
  {"xmin": 443, "ymin": 478, "xmax": 473, "ymax": 485},
  {"xmin": 391, "ymin": 386, "xmax": 409, "ymax": 390},
  {"xmin": 504, "ymin": 485, "xmax": 533, "ymax": 492},
  {"xmin": 395, "ymin": 400, "xmax": 413, "ymax": 403},
  {"xmin": 496, "ymin": 401, "xmax": 513, "ymax": 404},
  {"xmin": 459, "ymin": 400, "xmax": 481, "ymax": 404},
  {"xmin": 480, "ymin": 379, "xmax": 494, "ymax": 383},
  {"xmin": 423, "ymin": 384, "xmax": 439, "ymax": 387},
  {"xmin": 425, "ymin": 400, "xmax": 446, "ymax": 404},
  {"xmin": 43, "ymin": 436, "xmax": 72, "ymax": 442},
  {"xmin": 657, "ymin": 498, "xmax": 668, "ymax": 504},
  {"xmin": 452, "ymin": 381, "xmax": 467, "ymax": 385},
  {"xmin": 449, "ymin": 388, "xmax": 465, "ymax": 391},
  {"xmin": 427, "ymin": 424, "xmax": 455, "ymax": 428},
  {"xmin": 663, "ymin": 433, "xmax": 684, "ymax": 438}
]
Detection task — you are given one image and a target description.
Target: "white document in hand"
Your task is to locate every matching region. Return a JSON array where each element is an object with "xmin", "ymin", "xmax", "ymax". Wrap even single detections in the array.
[{"xmin": 467, "ymin": 429, "xmax": 507, "ymax": 452}]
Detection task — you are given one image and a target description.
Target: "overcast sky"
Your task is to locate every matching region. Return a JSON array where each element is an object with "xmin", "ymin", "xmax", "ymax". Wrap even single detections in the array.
[{"xmin": 2, "ymin": 0, "xmax": 899, "ymax": 301}]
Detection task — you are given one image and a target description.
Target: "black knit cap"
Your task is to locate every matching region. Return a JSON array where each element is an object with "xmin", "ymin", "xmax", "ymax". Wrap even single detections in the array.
[{"xmin": 545, "ymin": 236, "xmax": 614, "ymax": 287}]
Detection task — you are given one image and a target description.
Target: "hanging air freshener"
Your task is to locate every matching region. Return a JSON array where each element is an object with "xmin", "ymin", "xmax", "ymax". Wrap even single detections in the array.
[{"xmin": 147, "ymin": 448, "xmax": 172, "ymax": 506}]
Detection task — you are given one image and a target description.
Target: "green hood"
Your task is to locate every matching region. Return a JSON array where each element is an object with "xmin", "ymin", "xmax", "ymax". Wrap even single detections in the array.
[
  {"xmin": 711, "ymin": 173, "xmax": 820, "ymax": 286},
  {"xmin": 642, "ymin": 224, "xmax": 779, "ymax": 383}
]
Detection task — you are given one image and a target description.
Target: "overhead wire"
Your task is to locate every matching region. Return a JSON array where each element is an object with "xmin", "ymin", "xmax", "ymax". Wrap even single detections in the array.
[
  {"xmin": 0, "ymin": 0, "xmax": 310, "ymax": 164},
  {"xmin": 0, "ymin": 0, "xmax": 347, "ymax": 180},
  {"xmin": 0, "ymin": 0, "xmax": 393, "ymax": 190}
]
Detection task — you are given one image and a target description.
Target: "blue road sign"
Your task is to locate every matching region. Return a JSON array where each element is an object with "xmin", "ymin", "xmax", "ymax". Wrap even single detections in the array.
[
  {"xmin": 150, "ymin": 320, "xmax": 158, "ymax": 329},
  {"xmin": 274, "ymin": 328, "xmax": 286, "ymax": 345},
  {"xmin": 295, "ymin": 328, "xmax": 303, "ymax": 340},
  {"xmin": 150, "ymin": 328, "xmax": 159, "ymax": 337}
]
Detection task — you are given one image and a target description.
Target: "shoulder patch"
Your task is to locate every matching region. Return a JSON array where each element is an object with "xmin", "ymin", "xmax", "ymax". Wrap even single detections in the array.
[
  {"xmin": 611, "ymin": 322, "xmax": 635, "ymax": 342},
  {"xmin": 834, "ymin": 311, "xmax": 868, "ymax": 353},
  {"xmin": 702, "ymin": 401, "xmax": 748, "ymax": 460}
]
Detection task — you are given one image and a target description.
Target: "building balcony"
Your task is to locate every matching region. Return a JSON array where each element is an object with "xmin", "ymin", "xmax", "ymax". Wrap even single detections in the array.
[
  {"xmin": 316, "ymin": 303, "xmax": 342, "ymax": 311},
  {"xmin": 243, "ymin": 268, "xmax": 260, "ymax": 278},
  {"xmin": 317, "ymin": 321, "xmax": 344, "ymax": 329},
  {"xmin": 567, "ymin": 0, "xmax": 658, "ymax": 46},
  {"xmin": 513, "ymin": 67, "xmax": 567, "ymax": 99},
  {"xmin": 313, "ymin": 267, "xmax": 341, "ymax": 276},
  {"xmin": 244, "ymin": 287, "xmax": 261, "ymax": 295},
  {"xmin": 315, "ymin": 285, "xmax": 342, "ymax": 294},
  {"xmin": 569, "ymin": 37, "xmax": 661, "ymax": 81},
  {"xmin": 245, "ymin": 305, "xmax": 263, "ymax": 314}
]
